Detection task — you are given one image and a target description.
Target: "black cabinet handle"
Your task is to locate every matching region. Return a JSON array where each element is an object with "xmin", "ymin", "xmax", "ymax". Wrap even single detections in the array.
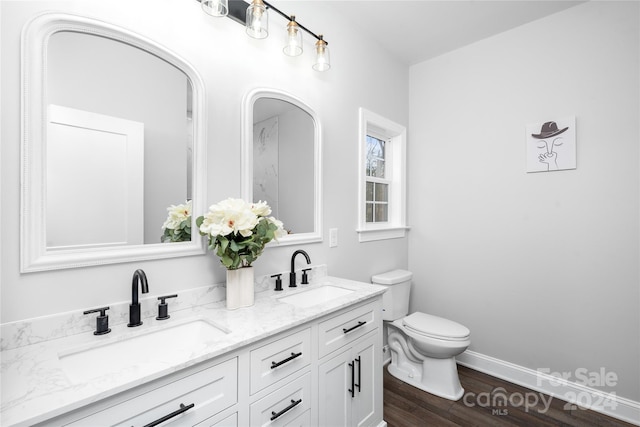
[
  {"xmin": 355, "ymin": 356, "xmax": 362, "ymax": 392},
  {"xmin": 142, "ymin": 403, "xmax": 194, "ymax": 427},
  {"xmin": 348, "ymin": 361, "xmax": 355, "ymax": 398},
  {"xmin": 270, "ymin": 398, "xmax": 302, "ymax": 421},
  {"xmin": 343, "ymin": 320, "xmax": 366, "ymax": 334},
  {"xmin": 271, "ymin": 351, "xmax": 303, "ymax": 369}
]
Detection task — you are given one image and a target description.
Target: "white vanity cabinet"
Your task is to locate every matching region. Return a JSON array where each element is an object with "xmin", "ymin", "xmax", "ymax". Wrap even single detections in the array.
[
  {"xmin": 317, "ymin": 300, "xmax": 383, "ymax": 427},
  {"xmin": 28, "ymin": 294, "xmax": 384, "ymax": 427}
]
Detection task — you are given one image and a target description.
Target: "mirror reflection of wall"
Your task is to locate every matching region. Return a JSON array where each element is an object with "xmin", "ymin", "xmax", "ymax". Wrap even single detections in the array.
[
  {"xmin": 47, "ymin": 31, "xmax": 191, "ymax": 247},
  {"xmin": 253, "ymin": 98, "xmax": 314, "ymax": 234}
]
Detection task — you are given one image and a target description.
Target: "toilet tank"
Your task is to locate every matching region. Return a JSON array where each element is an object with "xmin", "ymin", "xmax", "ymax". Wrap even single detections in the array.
[{"xmin": 371, "ymin": 269, "xmax": 413, "ymax": 321}]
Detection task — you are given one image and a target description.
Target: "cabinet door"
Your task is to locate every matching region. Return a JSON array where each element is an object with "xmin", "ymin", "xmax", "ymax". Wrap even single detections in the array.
[
  {"xmin": 352, "ymin": 333, "xmax": 380, "ymax": 427},
  {"xmin": 318, "ymin": 331, "xmax": 381, "ymax": 427},
  {"xmin": 318, "ymin": 348, "xmax": 352, "ymax": 427}
]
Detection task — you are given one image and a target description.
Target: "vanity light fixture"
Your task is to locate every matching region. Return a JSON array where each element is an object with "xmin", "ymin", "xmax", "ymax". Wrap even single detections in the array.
[
  {"xmin": 283, "ymin": 16, "xmax": 302, "ymax": 57},
  {"xmin": 246, "ymin": 0, "xmax": 268, "ymax": 39},
  {"xmin": 198, "ymin": 0, "xmax": 330, "ymax": 71},
  {"xmin": 312, "ymin": 35, "xmax": 330, "ymax": 71},
  {"xmin": 201, "ymin": 0, "xmax": 229, "ymax": 17}
]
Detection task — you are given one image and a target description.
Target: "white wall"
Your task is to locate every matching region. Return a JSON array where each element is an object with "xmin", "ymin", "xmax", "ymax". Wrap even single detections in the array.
[
  {"xmin": 0, "ymin": 0, "xmax": 409, "ymax": 322},
  {"xmin": 408, "ymin": 1, "xmax": 639, "ymax": 402}
]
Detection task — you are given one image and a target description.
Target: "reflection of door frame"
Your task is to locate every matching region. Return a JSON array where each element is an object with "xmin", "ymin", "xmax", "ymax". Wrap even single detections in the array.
[{"xmin": 47, "ymin": 104, "xmax": 144, "ymax": 249}]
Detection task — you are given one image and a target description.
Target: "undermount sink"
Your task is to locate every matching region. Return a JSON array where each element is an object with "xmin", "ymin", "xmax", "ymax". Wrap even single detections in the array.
[
  {"xmin": 278, "ymin": 285, "xmax": 354, "ymax": 308},
  {"xmin": 59, "ymin": 318, "xmax": 229, "ymax": 383}
]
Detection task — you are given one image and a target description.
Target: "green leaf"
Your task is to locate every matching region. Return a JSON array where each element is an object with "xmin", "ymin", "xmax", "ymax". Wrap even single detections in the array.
[
  {"xmin": 218, "ymin": 236, "xmax": 229, "ymax": 252},
  {"xmin": 221, "ymin": 254, "xmax": 233, "ymax": 268}
]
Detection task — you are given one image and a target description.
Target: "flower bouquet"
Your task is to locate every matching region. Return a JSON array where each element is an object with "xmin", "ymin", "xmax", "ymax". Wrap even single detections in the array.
[
  {"xmin": 161, "ymin": 200, "xmax": 192, "ymax": 243},
  {"xmin": 196, "ymin": 198, "xmax": 286, "ymax": 269},
  {"xmin": 196, "ymin": 198, "xmax": 285, "ymax": 309}
]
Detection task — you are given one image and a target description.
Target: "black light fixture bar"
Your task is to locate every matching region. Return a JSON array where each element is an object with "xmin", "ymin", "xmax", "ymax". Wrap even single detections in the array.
[
  {"xmin": 262, "ymin": 0, "xmax": 327, "ymax": 45},
  {"xmin": 226, "ymin": 0, "xmax": 248, "ymax": 25},
  {"xmin": 222, "ymin": 0, "xmax": 328, "ymax": 45}
]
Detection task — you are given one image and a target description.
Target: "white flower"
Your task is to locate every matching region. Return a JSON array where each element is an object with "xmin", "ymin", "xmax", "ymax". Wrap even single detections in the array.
[
  {"xmin": 199, "ymin": 198, "xmax": 259, "ymax": 238},
  {"xmin": 250, "ymin": 200, "xmax": 272, "ymax": 217},
  {"xmin": 162, "ymin": 200, "xmax": 192, "ymax": 230},
  {"xmin": 197, "ymin": 198, "xmax": 285, "ymax": 269},
  {"xmin": 267, "ymin": 216, "xmax": 288, "ymax": 239}
]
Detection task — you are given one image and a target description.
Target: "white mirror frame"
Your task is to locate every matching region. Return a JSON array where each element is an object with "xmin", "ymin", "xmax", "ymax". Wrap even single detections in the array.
[
  {"xmin": 20, "ymin": 13, "xmax": 207, "ymax": 272},
  {"xmin": 241, "ymin": 88, "xmax": 323, "ymax": 246}
]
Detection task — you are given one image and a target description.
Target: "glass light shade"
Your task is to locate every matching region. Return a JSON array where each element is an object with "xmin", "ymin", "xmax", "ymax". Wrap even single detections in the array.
[
  {"xmin": 246, "ymin": 0, "xmax": 268, "ymax": 39},
  {"xmin": 283, "ymin": 19, "xmax": 303, "ymax": 56},
  {"xmin": 312, "ymin": 37, "xmax": 330, "ymax": 71},
  {"xmin": 201, "ymin": 0, "xmax": 228, "ymax": 17}
]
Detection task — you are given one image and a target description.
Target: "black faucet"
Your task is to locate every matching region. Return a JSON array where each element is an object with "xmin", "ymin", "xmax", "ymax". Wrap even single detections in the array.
[
  {"xmin": 128, "ymin": 269, "xmax": 149, "ymax": 327},
  {"xmin": 289, "ymin": 250, "xmax": 311, "ymax": 287}
]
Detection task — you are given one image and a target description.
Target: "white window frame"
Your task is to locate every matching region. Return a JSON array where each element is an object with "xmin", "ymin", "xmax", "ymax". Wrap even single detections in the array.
[{"xmin": 357, "ymin": 108, "xmax": 409, "ymax": 242}]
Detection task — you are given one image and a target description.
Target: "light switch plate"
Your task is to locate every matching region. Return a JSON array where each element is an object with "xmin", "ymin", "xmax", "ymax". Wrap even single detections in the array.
[{"xmin": 329, "ymin": 228, "xmax": 338, "ymax": 247}]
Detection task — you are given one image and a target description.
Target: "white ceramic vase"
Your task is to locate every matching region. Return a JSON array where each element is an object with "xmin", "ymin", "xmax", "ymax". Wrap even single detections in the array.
[{"xmin": 226, "ymin": 266, "xmax": 255, "ymax": 310}]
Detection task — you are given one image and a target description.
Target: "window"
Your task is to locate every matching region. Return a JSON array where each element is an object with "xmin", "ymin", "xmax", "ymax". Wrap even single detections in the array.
[
  {"xmin": 365, "ymin": 134, "xmax": 389, "ymax": 223},
  {"xmin": 357, "ymin": 108, "xmax": 408, "ymax": 242}
]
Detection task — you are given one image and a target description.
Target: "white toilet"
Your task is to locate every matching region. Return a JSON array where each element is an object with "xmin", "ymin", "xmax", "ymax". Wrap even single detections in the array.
[{"xmin": 372, "ymin": 269, "xmax": 470, "ymax": 401}]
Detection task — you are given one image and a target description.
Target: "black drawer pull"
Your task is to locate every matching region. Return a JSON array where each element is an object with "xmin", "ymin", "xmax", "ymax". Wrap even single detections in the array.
[
  {"xmin": 343, "ymin": 320, "xmax": 366, "ymax": 334},
  {"xmin": 271, "ymin": 351, "xmax": 303, "ymax": 369},
  {"xmin": 355, "ymin": 356, "xmax": 362, "ymax": 392},
  {"xmin": 142, "ymin": 402, "xmax": 194, "ymax": 427},
  {"xmin": 270, "ymin": 398, "xmax": 302, "ymax": 421},
  {"xmin": 348, "ymin": 361, "xmax": 355, "ymax": 398}
]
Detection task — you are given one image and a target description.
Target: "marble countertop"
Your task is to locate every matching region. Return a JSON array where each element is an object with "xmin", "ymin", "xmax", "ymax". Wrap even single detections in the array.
[{"xmin": 0, "ymin": 275, "xmax": 386, "ymax": 426}]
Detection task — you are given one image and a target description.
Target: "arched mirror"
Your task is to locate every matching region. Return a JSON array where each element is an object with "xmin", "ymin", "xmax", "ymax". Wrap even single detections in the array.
[
  {"xmin": 242, "ymin": 89, "xmax": 322, "ymax": 245},
  {"xmin": 20, "ymin": 13, "xmax": 207, "ymax": 272}
]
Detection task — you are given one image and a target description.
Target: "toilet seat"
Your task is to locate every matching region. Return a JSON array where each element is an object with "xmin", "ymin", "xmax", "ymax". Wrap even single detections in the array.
[{"xmin": 403, "ymin": 312, "xmax": 470, "ymax": 341}]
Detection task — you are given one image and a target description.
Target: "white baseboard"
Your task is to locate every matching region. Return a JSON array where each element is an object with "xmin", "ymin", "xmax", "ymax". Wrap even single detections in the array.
[{"xmin": 456, "ymin": 350, "xmax": 640, "ymax": 426}]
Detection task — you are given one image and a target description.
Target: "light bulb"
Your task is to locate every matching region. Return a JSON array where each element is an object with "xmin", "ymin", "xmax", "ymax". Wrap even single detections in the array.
[
  {"xmin": 283, "ymin": 17, "xmax": 302, "ymax": 57},
  {"xmin": 312, "ymin": 36, "xmax": 330, "ymax": 71},
  {"xmin": 246, "ymin": 0, "xmax": 268, "ymax": 39},
  {"xmin": 201, "ymin": 0, "xmax": 228, "ymax": 17}
]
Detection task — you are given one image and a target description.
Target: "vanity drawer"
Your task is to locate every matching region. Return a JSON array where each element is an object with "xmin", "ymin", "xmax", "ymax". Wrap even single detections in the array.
[
  {"xmin": 64, "ymin": 357, "xmax": 237, "ymax": 427},
  {"xmin": 318, "ymin": 301, "xmax": 378, "ymax": 359},
  {"xmin": 196, "ymin": 411, "xmax": 238, "ymax": 427},
  {"xmin": 250, "ymin": 327, "xmax": 311, "ymax": 394},
  {"xmin": 250, "ymin": 372, "xmax": 312, "ymax": 427}
]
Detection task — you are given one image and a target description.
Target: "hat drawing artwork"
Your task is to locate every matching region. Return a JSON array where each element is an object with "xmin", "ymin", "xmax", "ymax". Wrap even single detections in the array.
[{"xmin": 526, "ymin": 117, "xmax": 576, "ymax": 173}]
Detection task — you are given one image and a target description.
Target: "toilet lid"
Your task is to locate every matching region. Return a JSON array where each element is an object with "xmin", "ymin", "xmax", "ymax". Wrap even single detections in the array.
[{"xmin": 403, "ymin": 312, "xmax": 470, "ymax": 340}]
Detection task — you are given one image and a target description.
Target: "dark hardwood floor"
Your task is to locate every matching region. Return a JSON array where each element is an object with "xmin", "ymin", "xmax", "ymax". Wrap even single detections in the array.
[{"xmin": 383, "ymin": 364, "xmax": 637, "ymax": 427}]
